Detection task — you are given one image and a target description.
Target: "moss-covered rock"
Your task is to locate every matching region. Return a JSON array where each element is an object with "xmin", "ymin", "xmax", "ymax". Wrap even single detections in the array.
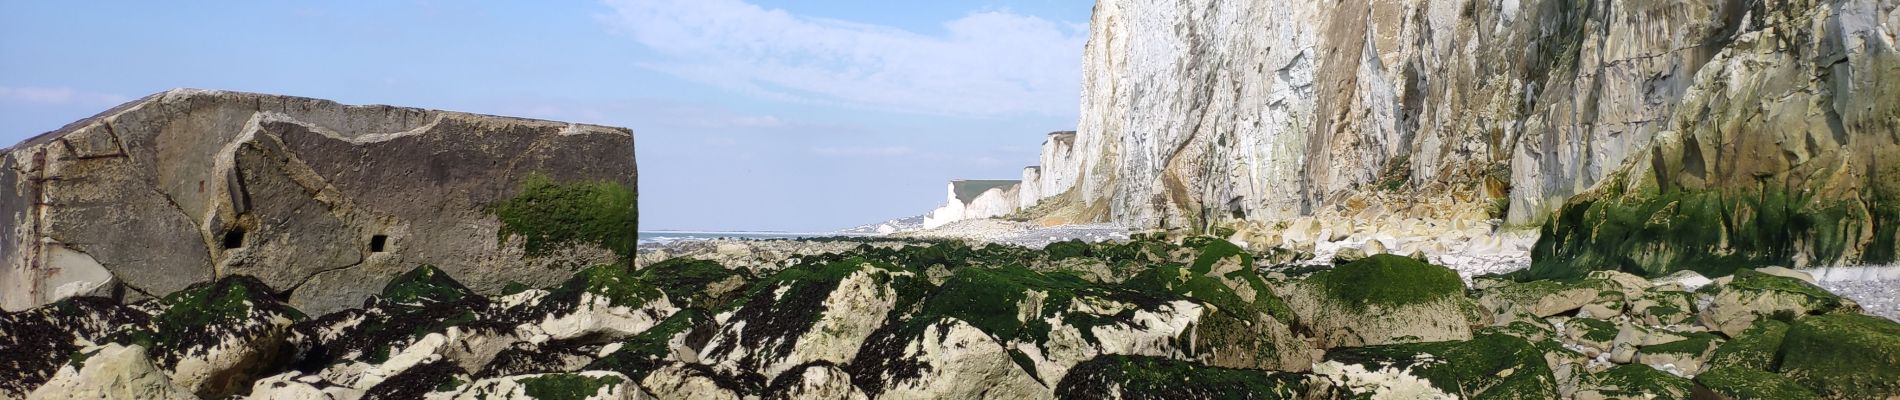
[
  {"xmin": 637, "ymin": 258, "xmax": 751, "ymax": 311},
  {"xmin": 380, "ymin": 264, "xmax": 478, "ymax": 306},
  {"xmin": 700, "ymin": 258, "xmax": 923, "ymax": 379},
  {"xmin": 107, "ymin": 275, "xmax": 305, "ymax": 397},
  {"xmin": 0, "ymin": 297, "xmax": 150, "ymax": 398},
  {"xmin": 1699, "ymin": 269, "xmax": 1850, "ymax": 336},
  {"xmin": 1478, "ymin": 278, "xmax": 1618, "ymax": 318},
  {"xmin": 1322, "ymin": 332, "xmax": 1560, "ymax": 399},
  {"xmin": 1053, "ymin": 355, "xmax": 1310, "ymax": 399},
  {"xmin": 1576, "ymin": 364, "xmax": 1693, "ymax": 400},
  {"xmin": 1707, "ymin": 319, "xmax": 1789, "ymax": 372},
  {"xmin": 1634, "ymin": 332, "xmax": 1722, "ymax": 376},
  {"xmin": 1692, "ymin": 366, "xmax": 1819, "ymax": 400},
  {"xmin": 1777, "ymin": 314, "xmax": 1900, "ymax": 399},
  {"xmin": 1286, "ymin": 255, "xmax": 1472, "ymax": 347}
]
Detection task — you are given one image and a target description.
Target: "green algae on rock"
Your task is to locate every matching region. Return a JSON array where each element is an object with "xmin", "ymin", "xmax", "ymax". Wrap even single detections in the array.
[
  {"xmin": 1323, "ymin": 332, "xmax": 1560, "ymax": 400},
  {"xmin": 1707, "ymin": 319, "xmax": 1790, "ymax": 372},
  {"xmin": 1578, "ymin": 364, "xmax": 1693, "ymax": 400},
  {"xmin": 1692, "ymin": 366, "xmax": 1819, "ymax": 400},
  {"xmin": 1777, "ymin": 313, "xmax": 1900, "ymax": 399},
  {"xmin": 1053, "ymin": 355, "xmax": 1309, "ymax": 399}
]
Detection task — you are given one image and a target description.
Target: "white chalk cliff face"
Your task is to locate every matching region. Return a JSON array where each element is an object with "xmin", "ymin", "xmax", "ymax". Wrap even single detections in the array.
[
  {"xmin": 1033, "ymin": 0, "xmax": 1900, "ymax": 273},
  {"xmin": 922, "ymin": 181, "xmax": 1022, "ymax": 229}
]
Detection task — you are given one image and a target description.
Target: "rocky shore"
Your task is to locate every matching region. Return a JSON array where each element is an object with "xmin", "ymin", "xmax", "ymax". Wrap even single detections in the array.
[{"xmin": 6, "ymin": 234, "xmax": 1898, "ymax": 399}]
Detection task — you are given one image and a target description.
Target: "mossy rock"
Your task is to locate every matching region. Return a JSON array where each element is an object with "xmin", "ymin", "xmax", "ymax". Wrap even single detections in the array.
[
  {"xmin": 636, "ymin": 258, "xmax": 750, "ymax": 310},
  {"xmin": 1308, "ymin": 254, "xmax": 1463, "ymax": 311},
  {"xmin": 1692, "ymin": 366, "xmax": 1819, "ymax": 400},
  {"xmin": 537, "ymin": 264, "xmax": 664, "ymax": 312},
  {"xmin": 111, "ymin": 275, "xmax": 305, "ymax": 367},
  {"xmin": 363, "ymin": 360, "xmax": 470, "ymax": 400},
  {"xmin": 1052, "ymin": 355, "xmax": 1309, "ymax": 399},
  {"xmin": 1324, "ymin": 332, "xmax": 1560, "ymax": 399},
  {"xmin": 1579, "ymin": 364, "xmax": 1693, "ymax": 400},
  {"xmin": 518, "ymin": 372, "xmax": 626, "ymax": 400},
  {"xmin": 494, "ymin": 173, "xmax": 639, "ymax": 260},
  {"xmin": 1564, "ymin": 317, "xmax": 1619, "ymax": 350},
  {"xmin": 381, "ymin": 265, "xmax": 478, "ymax": 306},
  {"xmin": 586, "ymin": 309, "xmax": 706, "ymax": 381},
  {"xmin": 1707, "ymin": 319, "xmax": 1790, "ymax": 372},
  {"xmin": 1478, "ymin": 278, "xmax": 1616, "ymax": 318},
  {"xmin": 1529, "ymin": 183, "xmax": 1892, "ymax": 280},
  {"xmin": 1699, "ymin": 269, "xmax": 1848, "ymax": 336},
  {"xmin": 1776, "ymin": 314, "xmax": 1900, "ymax": 398}
]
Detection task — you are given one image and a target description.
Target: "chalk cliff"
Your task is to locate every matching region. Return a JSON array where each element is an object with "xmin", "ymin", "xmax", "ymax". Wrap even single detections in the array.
[
  {"xmin": 1, "ymin": 89, "xmax": 638, "ymax": 313},
  {"xmin": 1028, "ymin": 0, "xmax": 1899, "ymax": 275}
]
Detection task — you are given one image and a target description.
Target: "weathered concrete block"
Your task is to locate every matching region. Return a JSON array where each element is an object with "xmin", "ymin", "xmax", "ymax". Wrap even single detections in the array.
[{"xmin": 2, "ymin": 89, "xmax": 636, "ymax": 314}]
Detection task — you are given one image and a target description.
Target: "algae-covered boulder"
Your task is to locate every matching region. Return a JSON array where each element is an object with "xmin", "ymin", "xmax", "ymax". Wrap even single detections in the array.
[
  {"xmin": 439, "ymin": 371, "xmax": 634, "ymax": 400},
  {"xmin": 1121, "ymin": 238, "xmax": 1313, "ymax": 371},
  {"xmin": 1706, "ymin": 319, "xmax": 1790, "ymax": 372},
  {"xmin": 699, "ymin": 258, "xmax": 921, "ymax": 380},
  {"xmin": 1692, "ymin": 366, "xmax": 1819, "ymax": 400},
  {"xmin": 761, "ymin": 362, "xmax": 868, "ymax": 400},
  {"xmin": 1699, "ymin": 269, "xmax": 1851, "ymax": 336},
  {"xmin": 1776, "ymin": 313, "xmax": 1900, "ymax": 399},
  {"xmin": 25, "ymin": 343, "xmax": 196, "ymax": 400},
  {"xmin": 1633, "ymin": 332, "xmax": 1722, "ymax": 376},
  {"xmin": 1574, "ymin": 364, "xmax": 1692, "ymax": 400},
  {"xmin": 1052, "ymin": 355, "xmax": 1310, "ymax": 399},
  {"xmin": 1478, "ymin": 278, "xmax": 1623, "ymax": 319},
  {"xmin": 1286, "ymin": 255, "xmax": 1472, "ymax": 347},
  {"xmin": 108, "ymin": 275, "xmax": 305, "ymax": 397},
  {"xmin": 1319, "ymin": 332, "xmax": 1560, "ymax": 399},
  {"xmin": 0, "ymin": 297, "xmax": 149, "ymax": 398}
]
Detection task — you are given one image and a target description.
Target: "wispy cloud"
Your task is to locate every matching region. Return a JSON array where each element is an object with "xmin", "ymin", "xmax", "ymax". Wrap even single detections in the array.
[
  {"xmin": 597, "ymin": 0, "xmax": 1085, "ymax": 117},
  {"xmin": 0, "ymin": 86, "xmax": 130, "ymax": 106},
  {"xmin": 812, "ymin": 145, "xmax": 915, "ymax": 157}
]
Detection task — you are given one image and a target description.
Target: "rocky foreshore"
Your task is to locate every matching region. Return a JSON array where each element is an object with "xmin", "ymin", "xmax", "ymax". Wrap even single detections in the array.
[{"xmin": 6, "ymin": 234, "xmax": 1898, "ymax": 399}]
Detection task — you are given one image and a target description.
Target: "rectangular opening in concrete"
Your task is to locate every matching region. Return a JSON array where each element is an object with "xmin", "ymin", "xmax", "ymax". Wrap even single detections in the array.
[
  {"xmin": 222, "ymin": 228, "xmax": 246, "ymax": 249},
  {"xmin": 370, "ymin": 235, "xmax": 388, "ymax": 252}
]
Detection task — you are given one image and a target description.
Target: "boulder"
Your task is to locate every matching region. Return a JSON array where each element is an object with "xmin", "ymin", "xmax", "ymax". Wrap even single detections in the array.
[
  {"xmin": 1705, "ymin": 319, "xmax": 1790, "ymax": 372},
  {"xmin": 25, "ymin": 343, "xmax": 196, "ymax": 400},
  {"xmin": 1053, "ymin": 355, "xmax": 1310, "ymax": 399},
  {"xmin": 1777, "ymin": 314, "xmax": 1900, "ymax": 399},
  {"xmin": 1633, "ymin": 332, "xmax": 1722, "ymax": 376},
  {"xmin": 109, "ymin": 275, "xmax": 305, "ymax": 398},
  {"xmin": 1286, "ymin": 255, "xmax": 1472, "ymax": 347},
  {"xmin": 439, "ymin": 371, "xmax": 635, "ymax": 400},
  {"xmin": 1698, "ymin": 270, "xmax": 1851, "ymax": 336},
  {"xmin": 0, "ymin": 297, "xmax": 149, "ymax": 398},
  {"xmin": 1573, "ymin": 364, "xmax": 1692, "ymax": 400},
  {"xmin": 0, "ymin": 89, "xmax": 637, "ymax": 314},
  {"xmin": 1691, "ymin": 366, "xmax": 1819, "ymax": 400},
  {"xmin": 762, "ymin": 362, "xmax": 868, "ymax": 400},
  {"xmin": 1321, "ymin": 332, "xmax": 1560, "ymax": 399}
]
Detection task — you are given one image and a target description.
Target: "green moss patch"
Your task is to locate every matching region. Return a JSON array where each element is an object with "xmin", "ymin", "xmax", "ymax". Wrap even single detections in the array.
[
  {"xmin": 636, "ymin": 258, "xmax": 749, "ymax": 310},
  {"xmin": 1707, "ymin": 319, "xmax": 1789, "ymax": 371},
  {"xmin": 1308, "ymin": 254, "xmax": 1464, "ymax": 311},
  {"xmin": 494, "ymin": 173, "xmax": 639, "ymax": 260},
  {"xmin": 1640, "ymin": 332, "xmax": 1721, "ymax": 357},
  {"xmin": 1052, "ymin": 355, "xmax": 1308, "ymax": 399},
  {"xmin": 1529, "ymin": 184, "xmax": 1888, "ymax": 280},
  {"xmin": 1325, "ymin": 333, "xmax": 1559, "ymax": 400},
  {"xmin": 1777, "ymin": 313, "xmax": 1900, "ymax": 398},
  {"xmin": 1693, "ymin": 366, "xmax": 1818, "ymax": 400},
  {"xmin": 1586, "ymin": 364, "xmax": 1692, "ymax": 400},
  {"xmin": 519, "ymin": 373, "xmax": 624, "ymax": 400},
  {"xmin": 586, "ymin": 310, "xmax": 703, "ymax": 380},
  {"xmin": 1569, "ymin": 317, "xmax": 1619, "ymax": 343},
  {"xmin": 1717, "ymin": 269, "xmax": 1845, "ymax": 312},
  {"xmin": 382, "ymin": 265, "xmax": 477, "ymax": 305},
  {"xmin": 117, "ymin": 275, "xmax": 306, "ymax": 366}
]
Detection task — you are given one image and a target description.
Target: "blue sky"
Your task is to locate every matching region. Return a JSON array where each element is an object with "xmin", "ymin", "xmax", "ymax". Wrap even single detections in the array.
[{"xmin": 0, "ymin": 0, "xmax": 1092, "ymax": 232}]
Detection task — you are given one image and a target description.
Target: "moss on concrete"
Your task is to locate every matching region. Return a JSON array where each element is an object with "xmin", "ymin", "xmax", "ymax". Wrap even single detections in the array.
[
  {"xmin": 494, "ymin": 173, "xmax": 639, "ymax": 260},
  {"xmin": 1777, "ymin": 313, "xmax": 1900, "ymax": 398}
]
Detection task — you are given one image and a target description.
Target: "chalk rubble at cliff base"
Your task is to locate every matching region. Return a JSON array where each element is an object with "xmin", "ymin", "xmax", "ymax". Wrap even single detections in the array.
[{"xmin": 6, "ymin": 235, "xmax": 1897, "ymax": 399}]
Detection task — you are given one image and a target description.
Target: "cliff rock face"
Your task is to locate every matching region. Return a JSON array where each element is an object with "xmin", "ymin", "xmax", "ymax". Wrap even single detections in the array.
[
  {"xmin": 1, "ymin": 89, "xmax": 638, "ymax": 313},
  {"xmin": 1045, "ymin": 0, "xmax": 1899, "ymax": 273},
  {"xmin": 922, "ymin": 180, "xmax": 1022, "ymax": 229}
]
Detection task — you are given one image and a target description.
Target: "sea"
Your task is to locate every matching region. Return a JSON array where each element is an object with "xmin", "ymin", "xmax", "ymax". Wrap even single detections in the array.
[{"xmin": 637, "ymin": 231, "xmax": 838, "ymax": 246}]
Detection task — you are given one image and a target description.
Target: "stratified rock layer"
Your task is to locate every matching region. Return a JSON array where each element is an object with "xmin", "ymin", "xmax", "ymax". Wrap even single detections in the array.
[{"xmin": 1, "ymin": 89, "xmax": 637, "ymax": 313}]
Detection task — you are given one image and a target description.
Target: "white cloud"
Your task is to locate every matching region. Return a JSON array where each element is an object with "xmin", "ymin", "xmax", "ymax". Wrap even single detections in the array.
[
  {"xmin": 812, "ymin": 145, "xmax": 915, "ymax": 157},
  {"xmin": 597, "ymin": 0, "xmax": 1086, "ymax": 117},
  {"xmin": 0, "ymin": 86, "xmax": 130, "ymax": 106}
]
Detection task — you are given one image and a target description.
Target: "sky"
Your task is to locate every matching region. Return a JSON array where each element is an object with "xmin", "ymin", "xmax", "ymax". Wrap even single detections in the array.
[{"xmin": 0, "ymin": 0, "xmax": 1093, "ymax": 232}]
